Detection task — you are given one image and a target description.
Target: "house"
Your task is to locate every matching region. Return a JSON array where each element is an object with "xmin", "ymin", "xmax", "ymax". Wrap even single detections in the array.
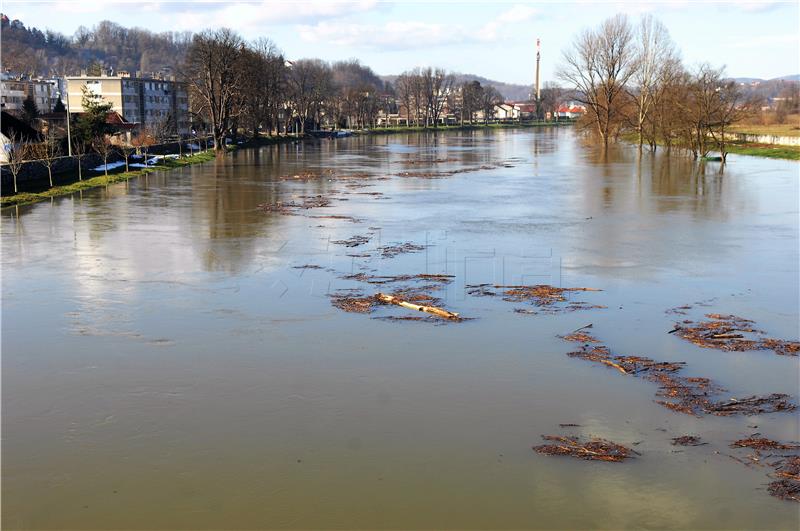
[
  {"xmin": 1, "ymin": 74, "xmax": 27, "ymax": 114},
  {"xmin": 0, "ymin": 110, "xmax": 42, "ymax": 163},
  {"xmin": 66, "ymin": 70, "xmax": 190, "ymax": 136},
  {"xmin": 513, "ymin": 103, "xmax": 538, "ymax": 120},
  {"xmin": 494, "ymin": 103, "xmax": 520, "ymax": 121},
  {"xmin": 556, "ymin": 102, "xmax": 586, "ymax": 119},
  {"xmin": 0, "ymin": 74, "xmax": 60, "ymax": 114}
]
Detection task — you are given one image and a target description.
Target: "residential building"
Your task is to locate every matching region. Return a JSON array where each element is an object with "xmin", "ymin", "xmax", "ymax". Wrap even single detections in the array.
[
  {"xmin": 556, "ymin": 102, "xmax": 586, "ymax": 119},
  {"xmin": 28, "ymin": 79, "xmax": 58, "ymax": 112},
  {"xmin": 0, "ymin": 74, "xmax": 60, "ymax": 114},
  {"xmin": 66, "ymin": 70, "xmax": 190, "ymax": 136},
  {"xmin": 1, "ymin": 74, "xmax": 28, "ymax": 114}
]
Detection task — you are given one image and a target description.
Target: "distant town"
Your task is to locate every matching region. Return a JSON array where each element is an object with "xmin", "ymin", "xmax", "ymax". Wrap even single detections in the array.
[{"xmin": 1, "ymin": 11, "xmax": 798, "ymax": 202}]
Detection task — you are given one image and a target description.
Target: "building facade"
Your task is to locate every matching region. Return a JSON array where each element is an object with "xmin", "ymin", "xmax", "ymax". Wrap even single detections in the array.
[
  {"xmin": 0, "ymin": 74, "xmax": 60, "ymax": 114},
  {"xmin": 66, "ymin": 71, "xmax": 190, "ymax": 136}
]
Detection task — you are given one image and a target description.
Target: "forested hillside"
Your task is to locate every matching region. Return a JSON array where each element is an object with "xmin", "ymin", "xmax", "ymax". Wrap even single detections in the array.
[{"xmin": 1, "ymin": 15, "xmax": 190, "ymax": 76}]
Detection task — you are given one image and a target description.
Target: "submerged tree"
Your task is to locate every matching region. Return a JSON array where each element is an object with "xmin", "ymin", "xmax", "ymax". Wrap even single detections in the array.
[{"xmin": 557, "ymin": 14, "xmax": 638, "ymax": 149}]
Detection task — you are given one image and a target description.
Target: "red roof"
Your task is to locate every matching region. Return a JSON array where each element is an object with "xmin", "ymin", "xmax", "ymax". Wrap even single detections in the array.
[{"xmin": 105, "ymin": 111, "xmax": 137, "ymax": 129}]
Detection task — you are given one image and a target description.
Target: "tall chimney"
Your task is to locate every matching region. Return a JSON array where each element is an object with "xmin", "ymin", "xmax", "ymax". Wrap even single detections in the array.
[{"xmin": 535, "ymin": 38, "xmax": 541, "ymax": 102}]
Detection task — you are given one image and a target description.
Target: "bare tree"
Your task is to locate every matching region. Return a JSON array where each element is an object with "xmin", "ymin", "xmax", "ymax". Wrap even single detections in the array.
[
  {"xmin": 286, "ymin": 58, "xmax": 333, "ymax": 134},
  {"xmin": 557, "ymin": 14, "xmax": 638, "ymax": 149},
  {"xmin": 630, "ymin": 15, "xmax": 678, "ymax": 150},
  {"xmin": 72, "ymin": 135, "xmax": 87, "ymax": 181},
  {"xmin": 184, "ymin": 28, "xmax": 246, "ymax": 152},
  {"xmin": 421, "ymin": 67, "xmax": 454, "ymax": 128},
  {"xmin": 4, "ymin": 130, "xmax": 29, "ymax": 194},
  {"xmin": 479, "ymin": 86, "xmax": 503, "ymax": 124},
  {"xmin": 32, "ymin": 129, "xmax": 62, "ymax": 188},
  {"xmin": 92, "ymin": 135, "xmax": 115, "ymax": 176},
  {"xmin": 395, "ymin": 73, "xmax": 415, "ymax": 127},
  {"xmin": 539, "ymin": 82, "xmax": 565, "ymax": 121},
  {"xmin": 119, "ymin": 138, "xmax": 135, "ymax": 172}
]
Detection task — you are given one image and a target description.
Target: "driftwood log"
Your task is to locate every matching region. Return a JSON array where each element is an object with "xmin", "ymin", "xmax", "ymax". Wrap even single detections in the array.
[{"xmin": 376, "ymin": 293, "xmax": 461, "ymax": 320}]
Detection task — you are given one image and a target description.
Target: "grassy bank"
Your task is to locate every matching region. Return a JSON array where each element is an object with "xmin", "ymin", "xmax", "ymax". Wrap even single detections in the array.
[
  {"xmin": 723, "ymin": 142, "xmax": 800, "ymax": 160},
  {"xmin": 2, "ymin": 150, "xmax": 217, "ymax": 207},
  {"xmin": 620, "ymin": 133, "xmax": 800, "ymax": 161},
  {"xmin": 729, "ymin": 123, "xmax": 800, "ymax": 138}
]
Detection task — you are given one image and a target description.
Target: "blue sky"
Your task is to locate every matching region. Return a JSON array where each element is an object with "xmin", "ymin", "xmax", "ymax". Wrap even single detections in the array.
[{"xmin": 5, "ymin": 1, "xmax": 799, "ymax": 84}]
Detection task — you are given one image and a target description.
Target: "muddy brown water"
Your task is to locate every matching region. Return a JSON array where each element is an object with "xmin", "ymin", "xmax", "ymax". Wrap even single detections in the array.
[{"xmin": 2, "ymin": 128, "xmax": 799, "ymax": 529}]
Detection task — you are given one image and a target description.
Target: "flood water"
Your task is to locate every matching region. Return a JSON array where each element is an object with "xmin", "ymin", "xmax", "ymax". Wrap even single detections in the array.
[{"xmin": 2, "ymin": 128, "xmax": 799, "ymax": 529}]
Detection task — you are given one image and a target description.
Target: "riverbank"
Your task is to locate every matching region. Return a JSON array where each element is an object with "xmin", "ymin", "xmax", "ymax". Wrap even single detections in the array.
[
  {"xmin": 621, "ymin": 134, "xmax": 800, "ymax": 161},
  {"xmin": 723, "ymin": 142, "xmax": 800, "ymax": 160},
  {"xmin": 1, "ymin": 150, "xmax": 217, "ymax": 207}
]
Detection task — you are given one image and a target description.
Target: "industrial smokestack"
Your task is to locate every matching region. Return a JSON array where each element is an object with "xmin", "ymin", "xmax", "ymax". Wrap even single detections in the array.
[{"xmin": 535, "ymin": 38, "xmax": 541, "ymax": 102}]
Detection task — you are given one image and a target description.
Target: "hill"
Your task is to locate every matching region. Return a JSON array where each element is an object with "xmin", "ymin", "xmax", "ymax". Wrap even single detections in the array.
[{"xmin": 381, "ymin": 73, "xmax": 532, "ymax": 101}]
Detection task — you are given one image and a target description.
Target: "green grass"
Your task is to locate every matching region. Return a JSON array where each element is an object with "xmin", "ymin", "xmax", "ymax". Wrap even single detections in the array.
[
  {"xmin": 724, "ymin": 143, "xmax": 800, "ymax": 160},
  {"xmin": 620, "ymin": 133, "xmax": 800, "ymax": 161},
  {"xmin": 2, "ymin": 150, "xmax": 219, "ymax": 207}
]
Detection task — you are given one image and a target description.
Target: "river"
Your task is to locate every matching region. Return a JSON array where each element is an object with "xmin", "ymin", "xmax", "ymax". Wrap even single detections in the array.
[{"xmin": 2, "ymin": 127, "xmax": 798, "ymax": 529}]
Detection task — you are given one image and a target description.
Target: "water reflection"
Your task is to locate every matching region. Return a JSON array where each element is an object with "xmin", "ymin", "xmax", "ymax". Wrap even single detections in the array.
[{"xmin": 1, "ymin": 128, "xmax": 797, "ymax": 530}]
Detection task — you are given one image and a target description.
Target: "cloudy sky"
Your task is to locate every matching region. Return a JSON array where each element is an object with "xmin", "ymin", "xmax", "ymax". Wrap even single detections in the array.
[{"xmin": 5, "ymin": 0, "xmax": 799, "ymax": 84}]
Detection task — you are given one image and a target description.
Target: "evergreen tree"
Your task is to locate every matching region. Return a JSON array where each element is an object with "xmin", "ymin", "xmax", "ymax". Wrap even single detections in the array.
[
  {"xmin": 52, "ymin": 98, "xmax": 66, "ymax": 113},
  {"xmin": 73, "ymin": 86, "xmax": 112, "ymax": 144},
  {"xmin": 21, "ymin": 95, "xmax": 39, "ymax": 125}
]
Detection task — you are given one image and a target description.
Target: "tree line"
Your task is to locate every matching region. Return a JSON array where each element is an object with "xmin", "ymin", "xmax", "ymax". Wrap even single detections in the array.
[
  {"xmin": 185, "ymin": 28, "xmax": 509, "ymax": 151},
  {"xmin": 557, "ymin": 14, "xmax": 760, "ymax": 161}
]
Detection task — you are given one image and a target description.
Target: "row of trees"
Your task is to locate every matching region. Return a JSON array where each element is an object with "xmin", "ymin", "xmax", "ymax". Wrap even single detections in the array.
[
  {"xmin": 557, "ymin": 14, "xmax": 755, "ymax": 160},
  {"xmin": 184, "ymin": 28, "xmax": 401, "ymax": 151},
  {"xmin": 185, "ymin": 29, "xmax": 520, "ymax": 152}
]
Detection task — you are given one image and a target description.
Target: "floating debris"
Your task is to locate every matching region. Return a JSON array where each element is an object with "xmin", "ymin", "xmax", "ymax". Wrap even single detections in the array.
[
  {"xmin": 376, "ymin": 292, "xmax": 461, "ymax": 321},
  {"xmin": 467, "ymin": 284, "xmax": 604, "ymax": 314},
  {"xmin": 731, "ymin": 437, "xmax": 800, "ymax": 451},
  {"xmin": 671, "ymin": 435, "xmax": 707, "ymax": 446},
  {"xmin": 342, "ymin": 273, "xmax": 454, "ymax": 285},
  {"xmin": 279, "ymin": 169, "xmax": 335, "ymax": 181},
  {"xmin": 400, "ymin": 158, "xmax": 459, "ymax": 165},
  {"xmin": 768, "ymin": 479, "xmax": 800, "ymax": 502},
  {"xmin": 258, "ymin": 195, "xmax": 332, "ymax": 215},
  {"xmin": 329, "ymin": 292, "xmax": 376, "ymax": 314},
  {"xmin": 310, "ymin": 214, "xmax": 362, "ymax": 223},
  {"xmin": 670, "ymin": 313, "xmax": 799, "ymax": 357},
  {"xmin": 258, "ymin": 201, "xmax": 300, "ymax": 215},
  {"xmin": 533, "ymin": 434, "xmax": 638, "ymax": 462},
  {"xmin": 332, "ymin": 235, "xmax": 371, "ymax": 247},
  {"xmin": 728, "ymin": 435, "xmax": 800, "ymax": 502},
  {"xmin": 559, "ymin": 331, "xmax": 599, "ymax": 343},
  {"xmin": 372, "ymin": 315, "xmax": 429, "ymax": 322},
  {"xmin": 396, "ymin": 164, "xmax": 499, "ymax": 179},
  {"xmin": 665, "ymin": 298, "xmax": 716, "ymax": 315},
  {"xmin": 292, "ymin": 264, "xmax": 324, "ymax": 270},
  {"xmin": 564, "ymin": 340, "xmax": 795, "ymax": 417},
  {"xmin": 378, "ymin": 242, "xmax": 427, "ymax": 258}
]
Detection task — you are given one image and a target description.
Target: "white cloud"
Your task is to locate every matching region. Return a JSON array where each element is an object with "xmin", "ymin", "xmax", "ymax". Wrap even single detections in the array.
[
  {"xmin": 170, "ymin": 0, "xmax": 380, "ymax": 34},
  {"xmin": 480, "ymin": 4, "xmax": 539, "ymax": 41},
  {"xmin": 297, "ymin": 20, "xmax": 470, "ymax": 50},
  {"xmin": 297, "ymin": 3, "xmax": 543, "ymax": 51}
]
